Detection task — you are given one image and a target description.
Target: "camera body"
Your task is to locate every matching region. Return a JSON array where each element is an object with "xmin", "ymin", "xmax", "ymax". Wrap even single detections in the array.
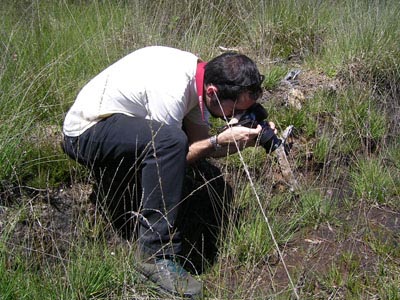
[{"xmin": 238, "ymin": 103, "xmax": 282, "ymax": 153}]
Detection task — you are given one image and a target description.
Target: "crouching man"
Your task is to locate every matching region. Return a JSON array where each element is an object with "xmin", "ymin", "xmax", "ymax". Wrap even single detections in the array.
[{"xmin": 63, "ymin": 46, "xmax": 270, "ymax": 298}]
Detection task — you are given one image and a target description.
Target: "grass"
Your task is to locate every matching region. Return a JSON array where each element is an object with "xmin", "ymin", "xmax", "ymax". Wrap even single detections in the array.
[
  {"xmin": 1, "ymin": 0, "xmax": 399, "ymax": 299},
  {"xmin": 350, "ymin": 157, "xmax": 398, "ymax": 206},
  {"xmin": 0, "ymin": 239, "xmax": 130, "ymax": 299}
]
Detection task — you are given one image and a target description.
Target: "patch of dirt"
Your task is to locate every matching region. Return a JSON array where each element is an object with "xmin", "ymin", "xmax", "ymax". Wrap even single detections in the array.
[
  {"xmin": 0, "ymin": 183, "xmax": 126, "ymax": 267},
  {"xmin": 211, "ymin": 203, "xmax": 400, "ymax": 298}
]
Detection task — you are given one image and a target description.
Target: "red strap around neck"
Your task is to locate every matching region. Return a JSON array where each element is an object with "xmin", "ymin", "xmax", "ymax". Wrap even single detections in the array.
[{"xmin": 195, "ymin": 62, "xmax": 207, "ymax": 121}]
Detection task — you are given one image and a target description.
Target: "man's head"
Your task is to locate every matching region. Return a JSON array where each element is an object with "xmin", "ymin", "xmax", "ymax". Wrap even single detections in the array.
[{"xmin": 204, "ymin": 52, "xmax": 264, "ymax": 118}]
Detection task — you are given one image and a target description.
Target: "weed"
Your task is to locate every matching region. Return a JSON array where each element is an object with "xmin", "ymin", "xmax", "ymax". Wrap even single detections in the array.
[
  {"xmin": 313, "ymin": 134, "xmax": 331, "ymax": 164},
  {"xmin": 297, "ymin": 189, "xmax": 333, "ymax": 227},
  {"xmin": 350, "ymin": 157, "xmax": 396, "ymax": 205},
  {"xmin": 262, "ymin": 66, "xmax": 288, "ymax": 90}
]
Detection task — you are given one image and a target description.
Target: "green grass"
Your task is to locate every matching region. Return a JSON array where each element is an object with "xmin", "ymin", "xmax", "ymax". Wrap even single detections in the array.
[
  {"xmin": 350, "ymin": 156, "xmax": 398, "ymax": 206},
  {"xmin": 0, "ymin": 241, "xmax": 130, "ymax": 299},
  {"xmin": 1, "ymin": 0, "xmax": 399, "ymax": 299}
]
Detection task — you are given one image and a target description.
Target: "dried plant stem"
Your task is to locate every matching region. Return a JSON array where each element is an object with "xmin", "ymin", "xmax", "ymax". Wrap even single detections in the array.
[{"xmin": 234, "ymin": 143, "xmax": 300, "ymax": 300}]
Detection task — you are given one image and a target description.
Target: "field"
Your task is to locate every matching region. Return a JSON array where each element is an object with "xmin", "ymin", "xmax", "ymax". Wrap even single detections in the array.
[{"xmin": 0, "ymin": 1, "xmax": 399, "ymax": 299}]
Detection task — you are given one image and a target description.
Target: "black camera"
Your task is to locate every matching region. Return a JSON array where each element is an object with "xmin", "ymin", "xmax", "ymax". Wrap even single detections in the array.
[{"xmin": 238, "ymin": 103, "xmax": 282, "ymax": 153}]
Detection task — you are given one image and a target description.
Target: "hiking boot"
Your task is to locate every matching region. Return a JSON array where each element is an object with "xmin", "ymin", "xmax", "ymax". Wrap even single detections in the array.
[{"xmin": 136, "ymin": 257, "xmax": 203, "ymax": 299}]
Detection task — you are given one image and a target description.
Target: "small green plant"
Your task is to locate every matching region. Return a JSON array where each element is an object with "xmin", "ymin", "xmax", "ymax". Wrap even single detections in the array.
[
  {"xmin": 376, "ymin": 262, "xmax": 400, "ymax": 299},
  {"xmin": 60, "ymin": 247, "xmax": 120, "ymax": 299},
  {"xmin": 323, "ymin": 263, "xmax": 344, "ymax": 291},
  {"xmin": 262, "ymin": 66, "xmax": 288, "ymax": 90},
  {"xmin": 297, "ymin": 189, "xmax": 332, "ymax": 226},
  {"xmin": 313, "ymin": 134, "xmax": 331, "ymax": 163},
  {"xmin": 387, "ymin": 142, "xmax": 400, "ymax": 170},
  {"xmin": 364, "ymin": 226, "xmax": 400, "ymax": 259},
  {"xmin": 350, "ymin": 157, "xmax": 396, "ymax": 205},
  {"xmin": 231, "ymin": 212, "xmax": 274, "ymax": 263},
  {"xmin": 341, "ymin": 91, "xmax": 386, "ymax": 140}
]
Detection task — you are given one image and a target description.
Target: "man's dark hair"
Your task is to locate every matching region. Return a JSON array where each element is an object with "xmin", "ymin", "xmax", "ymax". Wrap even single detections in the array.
[{"xmin": 204, "ymin": 52, "xmax": 264, "ymax": 101}]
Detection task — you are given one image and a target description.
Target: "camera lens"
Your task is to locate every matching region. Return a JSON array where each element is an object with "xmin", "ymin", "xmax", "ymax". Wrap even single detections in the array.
[{"xmin": 259, "ymin": 126, "xmax": 282, "ymax": 153}]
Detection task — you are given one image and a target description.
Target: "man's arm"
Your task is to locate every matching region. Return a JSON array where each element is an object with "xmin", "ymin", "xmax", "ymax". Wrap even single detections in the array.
[
  {"xmin": 183, "ymin": 118, "xmax": 214, "ymax": 164},
  {"xmin": 183, "ymin": 118, "xmax": 262, "ymax": 164}
]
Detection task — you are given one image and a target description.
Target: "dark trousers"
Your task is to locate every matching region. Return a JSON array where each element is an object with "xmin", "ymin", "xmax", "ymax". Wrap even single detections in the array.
[{"xmin": 63, "ymin": 114, "xmax": 188, "ymax": 257}]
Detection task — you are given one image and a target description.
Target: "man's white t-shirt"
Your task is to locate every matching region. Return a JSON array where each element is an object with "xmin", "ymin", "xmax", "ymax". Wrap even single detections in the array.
[{"xmin": 63, "ymin": 46, "xmax": 208, "ymax": 137}]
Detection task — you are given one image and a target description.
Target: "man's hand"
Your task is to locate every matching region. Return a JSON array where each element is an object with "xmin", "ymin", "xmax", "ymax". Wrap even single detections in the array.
[
  {"xmin": 218, "ymin": 121, "xmax": 277, "ymax": 149},
  {"xmin": 184, "ymin": 117, "xmax": 278, "ymax": 164},
  {"xmin": 217, "ymin": 124, "xmax": 262, "ymax": 149},
  {"xmin": 268, "ymin": 121, "xmax": 278, "ymax": 135}
]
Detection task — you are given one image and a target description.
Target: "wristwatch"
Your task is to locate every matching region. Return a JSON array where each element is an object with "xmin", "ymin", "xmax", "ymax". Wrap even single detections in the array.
[{"xmin": 210, "ymin": 135, "xmax": 222, "ymax": 150}]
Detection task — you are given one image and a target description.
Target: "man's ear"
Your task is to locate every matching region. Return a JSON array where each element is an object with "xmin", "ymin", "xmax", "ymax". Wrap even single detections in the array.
[{"xmin": 206, "ymin": 85, "xmax": 218, "ymax": 97}]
